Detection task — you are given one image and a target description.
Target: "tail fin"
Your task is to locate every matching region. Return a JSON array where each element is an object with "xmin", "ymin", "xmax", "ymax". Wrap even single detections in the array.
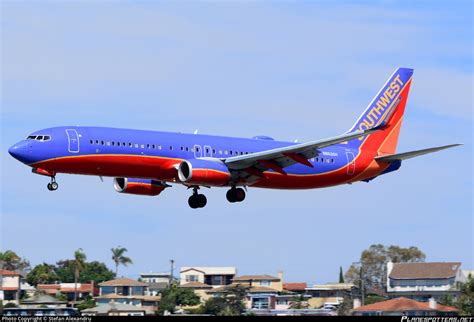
[{"xmin": 347, "ymin": 67, "xmax": 414, "ymax": 154}]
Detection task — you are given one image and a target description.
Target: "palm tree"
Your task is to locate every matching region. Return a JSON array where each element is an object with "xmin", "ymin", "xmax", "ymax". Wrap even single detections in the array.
[
  {"xmin": 111, "ymin": 246, "xmax": 133, "ymax": 277},
  {"xmin": 73, "ymin": 248, "xmax": 86, "ymax": 305}
]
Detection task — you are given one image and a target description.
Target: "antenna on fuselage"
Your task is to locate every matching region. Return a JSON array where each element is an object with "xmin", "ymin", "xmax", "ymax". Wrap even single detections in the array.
[{"xmin": 194, "ymin": 129, "xmax": 199, "ymax": 135}]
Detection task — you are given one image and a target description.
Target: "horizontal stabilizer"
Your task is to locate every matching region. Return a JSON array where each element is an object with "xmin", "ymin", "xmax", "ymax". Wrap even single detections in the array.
[{"xmin": 375, "ymin": 144, "xmax": 462, "ymax": 162}]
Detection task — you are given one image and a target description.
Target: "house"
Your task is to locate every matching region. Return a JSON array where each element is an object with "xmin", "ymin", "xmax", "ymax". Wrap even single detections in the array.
[
  {"xmin": 0, "ymin": 269, "xmax": 22, "ymax": 305},
  {"xmin": 232, "ymin": 272, "xmax": 283, "ymax": 291},
  {"xmin": 180, "ymin": 267, "xmax": 236, "ymax": 288},
  {"xmin": 386, "ymin": 262, "xmax": 466, "ymax": 301},
  {"xmin": 140, "ymin": 272, "xmax": 172, "ymax": 295},
  {"xmin": 81, "ymin": 301, "xmax": 147, "ymax": 316},
  {"xmin": 178, "ymin": 281, "xmax": 213, "ymax": 303},
  {"xmin": 95, "ymin": 278, "xmax": 161, "ymax": 314},
  {"xmin": 37, "ymin": 283, "xmax": 98, "ymax": 301},
  {"xmin": 207, "ymin": 284, "xmax": 279, "ymax": 310},
  {"xmin": 20, "ymin": 293, "xmax": 67, "ymax": 308},
  {"xmin": 283, "ymin": 283, "xmax": 307, "ymax": 294},
  {"xmin": 352, "ymin": 297, "xmax": 458, "ymax": 316},
  {"xmin": 304, "ymin": 283, "xmax": 357, "ymax": 308}
]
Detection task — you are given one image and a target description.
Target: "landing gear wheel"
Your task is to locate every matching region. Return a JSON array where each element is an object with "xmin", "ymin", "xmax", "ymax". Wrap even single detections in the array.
[
  {"xmin": 226, "ymin": 188, "xmax": 246, "ymax": 203},
  {"xmin": 226, "ymin": 189, "xmax": 237, "ymax": 203},
  {"xmin": 47, "ymin": 178, "xmax": 58, "ymax": 191},
  {"xmin": 235, "ymin": 188, "xmax": 245, "ymax": 202},
  {"xmin": 188, "ymin": 195, "xmax": 199, "ymax": 209},
  {"xmin": 197, "ymin": 194, "xmax": 207, "ymax": 208}
]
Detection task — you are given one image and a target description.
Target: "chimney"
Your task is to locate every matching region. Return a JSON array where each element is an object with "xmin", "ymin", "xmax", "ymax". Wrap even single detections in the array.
[
  {"xmin": 429, "ymin": 297, "xmax": 437, "ymax": 310},
  {"xmin": 353, "ymin": 298, "xmax": 361, "ymax": 309},
  {"xmin": 277, "ymin": 271, "xmax": 283, "ymax": 282},
  {"xmin": 386, "ymin": 261, "xmax": 394, "ymax": 291}
]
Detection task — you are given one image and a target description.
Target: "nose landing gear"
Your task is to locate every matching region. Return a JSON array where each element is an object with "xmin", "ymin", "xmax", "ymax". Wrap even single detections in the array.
[
  {"xmin": 226, "ymin": 187, "xmax": 245, "ymax": 203},
  {"xmin": 47, "ymin": 177, "xmax": 58, "ymax": 191},
  {"xmin": 188, "ymin": 186, "xmax": 207, "ymax": 209}
]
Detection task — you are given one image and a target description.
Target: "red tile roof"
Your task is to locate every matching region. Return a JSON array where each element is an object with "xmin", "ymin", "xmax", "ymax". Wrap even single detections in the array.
[
  {"xmin": 0, "ymin": 269, "xmax": 21, "ymax": 276},
  {"xmin": 0, "ymin": 287, "xmax": 19, "ymax": 291},
  {"xmin": 283, "ymin": 283, "xmax": 307, "ymax": 292},
  {"xmin": 353, "ymin": 297, "xmax": 458, "ymax": 312}
]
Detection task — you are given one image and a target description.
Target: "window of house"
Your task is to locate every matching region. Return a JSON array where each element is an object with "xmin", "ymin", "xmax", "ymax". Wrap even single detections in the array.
[
  {"xmin": 185, "ymin": 275, "xmax": 199, "ymax": 282},
  {"xmin": 260, "ymin": 280, "xmax": 271, "ymax": 286}
]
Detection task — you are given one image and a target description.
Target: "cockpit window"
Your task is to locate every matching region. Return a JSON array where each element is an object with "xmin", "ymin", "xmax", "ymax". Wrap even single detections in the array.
[{"xmin": 26, "ymin": 135, "xmax": 51, "ymax": 142}]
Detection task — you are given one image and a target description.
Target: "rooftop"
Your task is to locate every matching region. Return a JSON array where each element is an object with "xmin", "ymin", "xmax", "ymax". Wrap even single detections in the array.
[
  {"xmin": 306, "ymin": 283, "xmax": 355, "ymax": 290},
  {"xmin": 389, "ymin": 262, "xmax": 461, "ymax": 280},
  {"xmin": 283, "ymin": 283, "xmax": 307, "ymax": 292},
  {"xmin": 353, "ymin": 297, "xmax": 458, "ymax": 312},
  {"xmin": 0, "ymin": 269, "xmax": 21, "ymax": 276},
  {"xmin": 82, "ymin": 302, "xmax": 147, "ymax": 314},
  {"xmin": 179, "ymin": 282, "xmax": 213, "ymax": 289},
  {"xmin": 99, "ymin": 278, "xmax": 148, "ymax": 287},
  {"xmin": 180, "ymin": 267, "xmax": 236, "ymax": 275},
  {"xmin": 233, "ymin": 275, "xmax": 279, "ymax": 282}
]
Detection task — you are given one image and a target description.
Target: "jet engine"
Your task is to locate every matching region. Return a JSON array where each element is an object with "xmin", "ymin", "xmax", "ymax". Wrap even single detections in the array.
[
  {"xmin": 177, "ymin": 159, "xmax": 231, "ymax": 186},
  {"xmin": 113, "ymin": 178, "xmax": 167, "ymax": 196}
]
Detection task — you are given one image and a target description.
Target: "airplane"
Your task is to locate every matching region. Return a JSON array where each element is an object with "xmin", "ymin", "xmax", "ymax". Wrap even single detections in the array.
[{"xmin": 8, "ymin": 67, "xmax": 461, "ymax": 209}]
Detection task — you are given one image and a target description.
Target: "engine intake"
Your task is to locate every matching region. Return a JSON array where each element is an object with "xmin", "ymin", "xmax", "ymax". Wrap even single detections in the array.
[
  {"xmin": 178, "ymin": 159, "xmax": 230, "ymax": 186},
  {"xmin": 113, "ymin": 178, "xmax": 166, "ymax": 196}
]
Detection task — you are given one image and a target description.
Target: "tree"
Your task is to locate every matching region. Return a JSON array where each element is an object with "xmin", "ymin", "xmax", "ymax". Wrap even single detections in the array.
[
  {"xmin": 26, "ymin": 263, "xmax": 58, "ymax": 286},
  {"xmin": 339, "ymin": 266, "xmax": 345, "ymax": 283},
  {"xmin": 55, "ymin": 260, "xmax": 114, "ymax": 284},
  {"xmin": 73, "ymin": 249, "xmax": 87, "ymax": 304},
  {"xmin": 111, "ymin": 246, "xmax": 133, "ymax": 277},
  {"xmin": 455, "ymin": 274, "xmax": 474, "ymax": 316},
  {"xmin": 0, "ymin": 250, "xmax": 30, "ymax": 272},
  {"xmin": 199, "ymin": 285, "xmax": 248, "ymax": 316},
  {"xmin": 158, "ymin": 285, "xmax": 200, "ymax": 314},
  {"xmin": 344, "ymin": 244, "xmax": 425, "ymax": 290},
  {"xmin": 288, "ymin": 294, "xmax": 309, "ymax": 309},
  {"xmin": 80, "ymin": 261, "xmax": 115, "ymax": 284}
]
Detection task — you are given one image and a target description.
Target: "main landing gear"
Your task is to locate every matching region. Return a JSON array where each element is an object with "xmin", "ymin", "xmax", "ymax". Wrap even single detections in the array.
[
  {"xmin": 188, "ymin": 187, "xmax": 207, "ymax": 209},
  {"xmin": 47, "ymin": 177, "xmax": 58, "ymax": 191},
  {"xmin": 226, "ymin": 187, "xmax": 245, "ymax": 203}
]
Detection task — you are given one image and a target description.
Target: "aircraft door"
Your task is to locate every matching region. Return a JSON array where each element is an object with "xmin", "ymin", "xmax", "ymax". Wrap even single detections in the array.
[
  {"xmin": 194, "ymin": 145, "xmax": 202, "ymax": 158},
  {"xmin": 345, "ymin": 151, "xmax": 355, "ymax": 175},
  {"xmin": 204, "ymin": 145, "xmax": 212, "ymax": 157},
  {"xmin": 65, "ymin": 129, "xmax": 80, "ymax": 153}
]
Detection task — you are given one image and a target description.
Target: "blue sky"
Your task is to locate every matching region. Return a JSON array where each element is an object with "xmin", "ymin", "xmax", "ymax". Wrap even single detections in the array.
[{"xmin": 1, "ymin": 1, "xmax": 472, "ymax": 284}]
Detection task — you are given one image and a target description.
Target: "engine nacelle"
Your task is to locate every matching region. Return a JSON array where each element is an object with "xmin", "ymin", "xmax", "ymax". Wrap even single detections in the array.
[
  {"xmin": 178, "ymin": 159, "xmax": 231, "ymax": 186},
  {"xmin": 113, "ymin": 178, "xmax": 166, "ymax": 196}
]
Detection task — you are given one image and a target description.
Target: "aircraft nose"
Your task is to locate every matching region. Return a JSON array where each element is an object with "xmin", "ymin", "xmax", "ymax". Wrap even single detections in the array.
[{"xmin": 8, "ymin": 141, "xmax": 32, "ymax": 163}]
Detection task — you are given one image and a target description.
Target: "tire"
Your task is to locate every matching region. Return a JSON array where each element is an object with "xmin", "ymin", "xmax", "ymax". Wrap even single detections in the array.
[
  {"xmin": 47, "ymin": 183, "xmax": 53, "ymax": 191},
  {"xmin": 197, "ymin": 194, "xmax": 207, "ymax": 208},
  {"xmin": 235, "ymin": 188, "xmax": 246, "ymax": 202},
  {"xmin": 226, "ymin": 189, "xmax": 236, "ymax": 203},
  {"xmin": 51, "ymin": 182, "xmax": 58, "ymax": 190},
  {"xmin": 188, "ymin": 195, "xmax": 199, "ymax": 209}
]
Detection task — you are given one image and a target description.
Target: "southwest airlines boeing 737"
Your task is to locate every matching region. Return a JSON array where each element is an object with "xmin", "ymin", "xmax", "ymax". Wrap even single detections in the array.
[{"xmin": 8, "ymin": 68, "xmax": 460, "ymax": 208}]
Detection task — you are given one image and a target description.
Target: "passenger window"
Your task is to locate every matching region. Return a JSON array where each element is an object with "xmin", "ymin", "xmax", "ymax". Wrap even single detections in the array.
[
  {"xmin": 147, "ymin": 144, "xmax": 150, "ymax": 149},
  {"xmin": 169, "ymin": 146, "xmax": 173, "ymax": 150},
  {"xmin": 186, "ymin": 147, "xmax": 189, "ymax": 152},
  {"xmin": 180, "ymin": 147, "xmax": 184, "ymax": 151},
  {"xmin": 101, "ymin": 140, "xmax": 104, "ymax": 145},
  {"xmin": 129, "ymin": 143, "xmax": 132, "ymax": 147},
  {"xmin": 90, "ymin": 140, "xmax": 93, "ymax": 144},
  {"xmin": 135, "ymin": 144, "xmax": 139, "ymax": 148},
  {"xmin": 106, "ymin": 141, "xmax": 111, "ymax": 146},
  {"xmin": 224, "ymin": 150, "xmax": 228, "ymax": 155},
  {"xmin": 213, "ymin": 149, "xmax": 216, "ymax": 154},
  {"xmin": 230, "ymin": 150, "xmax": 233, "ymax": 155},
  {"xmin": 111, "ymin": 142, "xmax": 115, "ymax": 146},
  {"xmin": 152, "ymin": 144, "xmax": 156, "ymax": 149},
  {"xmin": 158, "ymin": 145, "xmax": 162, "ymax": 150},
  {"xmin": 321, "ymin": 158, "xmax": 324, "ymax": 162},
  {"xmin": 96, "ymin": 140, "xmax": 99, "ymax": 144},
  {"xmin": 219, "ymin": 150, "xmax": 223, "ymax": 154},
  {"xmin": 140, "ymin": 144, "xmax": 144, "ymax": 148}
]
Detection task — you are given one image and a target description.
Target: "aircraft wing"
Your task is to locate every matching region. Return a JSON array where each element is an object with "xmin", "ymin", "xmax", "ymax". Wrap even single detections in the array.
[
  {"xmin": 375, "ymin": 144, "xmax": 461, "ymax": 162},
  {"xmin": 224, "ymin": 127, "xmax": 382, "ymax": 183}
]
